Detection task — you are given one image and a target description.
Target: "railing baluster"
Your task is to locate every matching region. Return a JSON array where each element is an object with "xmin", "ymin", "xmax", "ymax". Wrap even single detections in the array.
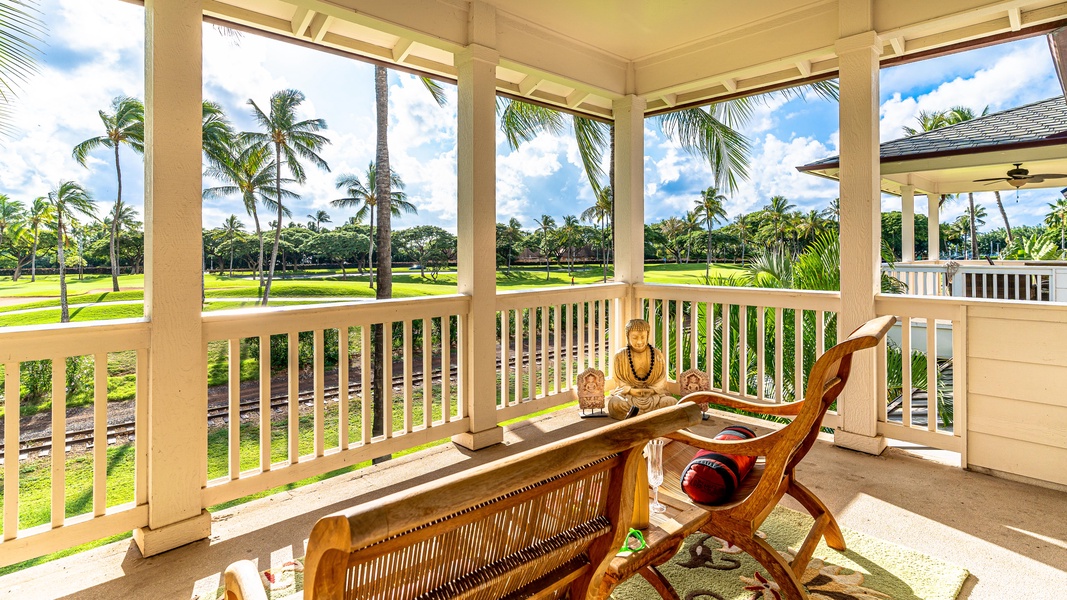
[
  {"xmin": 455, "ymin": 313, "xmax": 466, "ymax": 419},
  {"xmin": 500, "ymin": 311, "xmax": 510, "ymax": 407},
  {"xmin": 136, "ymin": 349, "xmax": 147, "ymax": 503},
  {"xmin": 565, "ymin": 304, "xmax": 574, "ymax": 389},
  {"xmin": 794, "ymin": 309, "xmax": 803, "ymax": 400},
  {"xmin": 877, "ymin": 334, "xmax": 888, "ymax": 423},
  {"xmin": 52, "ymin": 356, "xmax": 67, "ymax": 527},
  {"xmin": 313, "ymin": 330, "xmax": 326, "ymax": 456},
  {"xmin": 689, "ymin": 300, "xmax": 698, "ymax": 371},
  {"xmin": 4, "ymin": 362, "xmax": 19, "ymax": 540},
  {"xmin": 675, "ymin": 299, "xmax": 683, "ymax": 377},
  {"xmin": 815, "ymin": 310, "xmax": 826, "ymax": 358},
  {"xmin": 259, "ymin": 336, "xmax": 272, "ymax": 470},
  {"xmin": 993, "ymin": 273, "xmax": 999, "ymax": 299},
  {"xmin": 757, "ymin": 307, "xmax": 766, "ymax": 402},
  {"xmin": 776, "ymin": 307, "xmax": 785, "ymax": 401},
  {"xmin": 361, "ymin": 326, "xmax": 371, "ymax": 442},
  {"xmin": 705, "ymin": 302, "xmax": 713, "ymax": 381},
  {"xmin": 1015, "ymin": 274, "xmax": 1021, "ymax": 300},
  {"xmin": 403, "ymin": 320, "xmax": 413, "ymax": 434},
  {"xmin": 515, "ymin": 309, "xmax": 524, "ymax": 404},
  {"xmin": 442, "ymin": 317, "xmax": 452, "ymax": 421},
  {"xmin": 721, "ymin": 303, "xmax": 731, "ymax": 394},
  {"xmin": 590, "ymin": 301, "xmax": 599, "ymax": 374},
  {"xmin": 902, "ymin": 318, "xmax": 912, "ymax": 428},
  {"xmin": 927, "ymin": 318, "xmax": 938, "ymax": 432},
  {"xmin": 288, "ymin": 332, "xmax": 299, "ymax": 462},
  {"xmin": 339, "ymin": 328, "xmax": 350, "ymax": 449},
  {"xmin": 541, "ymin": 305, "xmax": 549, "ymax": 398},
  {"xmin": 739, "ymin": 305, "xmax": 748, "ymax": 396},
  {"xmin": 577, "ymin": 302, "xmax": 586, "ymax": 374},
  {"xmin": 422, "ymin": 318, "xmax": 432, "ymax": 429},
  {"xmin": 93, "ymin": 353, "xmax": 107, "ymax": 517},
  {"xmin": 384, "ymin": 321, "xmax": 394, "ymax": 438},
  {"xmin": 662, "ymin": 300, "xmax": 671, "ymax": 379},
  {"xmin": 229, "ymin": 339, "xmax": 241, "ymax": 479},
  {"xmin": 602, "ymin": 299, "xmax": 610, "ymax": 375},
  {"xmin": 553, "ymin": 305, "xmax": 561, "ymax": 394}
]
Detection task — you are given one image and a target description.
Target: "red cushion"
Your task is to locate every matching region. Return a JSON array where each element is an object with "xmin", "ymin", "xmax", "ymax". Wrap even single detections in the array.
[{"xmin": 679, "ymin": 425, "xmax": 757, "ymax": 505}]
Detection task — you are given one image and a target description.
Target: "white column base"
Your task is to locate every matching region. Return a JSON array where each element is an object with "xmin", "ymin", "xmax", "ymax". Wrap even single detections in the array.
[
  {"xmin": 452, "ymin": 427, "xmax": 504, "ymax": 451},
  {"xmin": 833, "ymin": 429, "xmax": 887, "ymax": 456},
  {"xmin": 133, "ymin": 509, "xmax": 211, "ymax": 558}
]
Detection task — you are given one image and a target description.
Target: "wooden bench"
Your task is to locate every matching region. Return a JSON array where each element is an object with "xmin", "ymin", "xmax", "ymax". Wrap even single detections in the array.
[{"xmin": 223, "ymin": 403, "xmax": 703, "ymax": 600}]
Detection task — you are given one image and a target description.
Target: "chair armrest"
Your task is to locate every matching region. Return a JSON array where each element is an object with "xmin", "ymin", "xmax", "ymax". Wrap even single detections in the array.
[
  {"xmin": 682, "ymin": 391, "xmax": 805, "ymax": 416},
  {"xmin": 666, "ymin": 428, "xmax": 784, "ymax": 457},
  {"xmin": 223, "ymin": 560, "xmax": 268, "ymax": 600}
]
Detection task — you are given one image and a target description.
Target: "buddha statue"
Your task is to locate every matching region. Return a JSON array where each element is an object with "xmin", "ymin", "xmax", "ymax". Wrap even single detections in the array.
[{"xmin": 606, "ymin": 318, "xmax": 677, "ymax": 420}]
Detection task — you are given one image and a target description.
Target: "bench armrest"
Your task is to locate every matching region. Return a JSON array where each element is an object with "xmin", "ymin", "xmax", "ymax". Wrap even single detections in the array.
[{"xmin": 223, "ymin": 560, "xmax": 268, "ymax": 600}]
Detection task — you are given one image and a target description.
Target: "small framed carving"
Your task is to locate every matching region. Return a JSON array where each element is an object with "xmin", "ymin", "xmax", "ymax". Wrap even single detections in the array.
[
  {"xmin": 576, "ymin": 367, "xmax": 606, "ymax": 417},
  {"xmin": 679, "ymin": 368, "xmax": 711, "ymax": 413}
]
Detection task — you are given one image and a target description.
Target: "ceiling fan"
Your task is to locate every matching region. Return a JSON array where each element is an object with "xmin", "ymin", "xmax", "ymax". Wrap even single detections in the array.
[{"xmin": 973, "ymin": 163, "xmax": 1067, "ymax": 188}]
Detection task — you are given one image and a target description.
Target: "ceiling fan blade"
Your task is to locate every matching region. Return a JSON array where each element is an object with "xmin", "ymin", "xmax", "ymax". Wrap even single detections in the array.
[
  {"xmin": 1033, "ymin": 173, "xmax": 1067, "ymax": 179},
  {"xmin": 973, "ymin": 177, "xmax": 1010, "ymax": 182}
]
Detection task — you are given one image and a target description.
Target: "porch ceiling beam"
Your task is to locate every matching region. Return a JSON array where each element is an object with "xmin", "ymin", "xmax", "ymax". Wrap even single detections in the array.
[
  {"xmin": 308, "ymin": 13, "xmax": 334, "ymax": 43},
  {"xmin": 291, "ymin": 7, "xmax": 313, "ymax": 37},
  {"xmin": 517, "ymin": 75, "xmax": 542, "ymax": 96},
  {"xmin": 879, "ymin": 144, "xmax": 1067, "ymax": 176},
  {"xmin": 391, "ymin": 38, "xmax": 415, "ymax": 63}
]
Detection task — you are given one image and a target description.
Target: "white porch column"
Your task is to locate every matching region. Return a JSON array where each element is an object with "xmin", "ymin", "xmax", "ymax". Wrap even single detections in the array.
[
  {"xmin": 928, "ymin": 194, "xmax": 940, "ymax": 260},
  {"xmin": 901, "ymin": 184, "xmax": 915, "ymax": 262},
  {"xmin": 134, "ymin": 0, "xmax": 210, "ymax": 556},
  {"xmin": 834, "ymin": 30, "xmax": 886, "ymax": 455},
  {"xmin": 613, "ymin": 95, "xmax": 646, "ymax": 286},
  {"xmin": 452, "ymin": 42, "xmax": 504, "ymax": 451}
]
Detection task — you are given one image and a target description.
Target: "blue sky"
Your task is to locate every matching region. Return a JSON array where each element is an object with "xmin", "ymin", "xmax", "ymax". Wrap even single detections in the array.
[{"xmin": 1, "ymin": 0, "xmax": 1063, "ymax": 236}]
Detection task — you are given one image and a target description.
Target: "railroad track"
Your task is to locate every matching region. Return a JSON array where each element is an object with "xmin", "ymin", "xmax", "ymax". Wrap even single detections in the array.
[{"xmin": 3, "ymin": 344, "xmax": 586, "ymax": 460}]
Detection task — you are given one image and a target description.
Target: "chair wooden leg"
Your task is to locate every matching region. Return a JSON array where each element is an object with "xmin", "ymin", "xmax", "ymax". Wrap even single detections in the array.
[
  {"xmin": 638, "ymin": 566, "xmax": 682, "ymax": 600},
  {"xmin": 732, "ymin": 533, "xmax": 809, "ymax": 600},
  {"xmin": 788, "ymin": 479, "xmax": 846, "ymax": 550}
]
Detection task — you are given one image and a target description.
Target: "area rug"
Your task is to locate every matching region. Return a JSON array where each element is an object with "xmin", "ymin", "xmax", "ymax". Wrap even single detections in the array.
[
  {"xmin": 208, "ymin": 506, "xmax": 967, "ymax": 600},
  {"xmin": 612, "ymin": 506, "xmax": 968, "ymax": 600}
]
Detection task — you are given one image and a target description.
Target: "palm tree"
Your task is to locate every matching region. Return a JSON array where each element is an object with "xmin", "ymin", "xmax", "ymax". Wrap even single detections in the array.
[
  {"xmin": 822, "ymin": 198, "xmax": 840, "ymax": 222},
  {"xmin": 734, "ymin": 213, "xmax": 751, "ymax": 262},
  {"xmin": 761, "ymin": 195, "xmax": 796, "ymax": 248},
  {"xmin": 221, "ymin": 215, "xmax": 244, "ymax": 275},
  {"xmin": 27, "ymin": 196, "xmax": 49, "ymax": 282},
  {"xmin": 205, "ymin": 141, "xmax": 296, "ymax": 290},
  {"xmin": 307, "ymin": 209, "xmax": 331, "ymax": 231},
  {"xmin": 103, "ymin": 202, "xmax": 139, "ymax": 276},
  {"xmin": 47, "ymin": 181, "xmax": 95, "ymax": 323},
  {"xmin": 72, "ymin": 96, "xmax": 144, "ymax": 293},
  {"xmin": 560, "ymin": 215, "xmax": 581, "ymax": 275},
  {"xmin": 534, "ymin": 214, "xmax": 557, "ymax": 280},
  {"xmin": 657, "ymin": 217, "xmax": 687, "ymax": 263},
  {"xmin": 0, "ymin": 194, "xmax": 25, "ymax": 245},
  {"xmin": 331, "ymin": 162, "xmax": 412, "ymax": 289},
  {"xmin": 580, "ymin": 187, "xmax": 613, "ymax": 282},
  {"xmin": 245, "ymin": 89, "xmax": 330, "ymax": 305},
  {"xmin": 694, "ymin": 186, "xmax": 728, "ymax": 279},
  {"xmin": 1045, "ymin": 198, "xmax": 1067, "ymax": 252},
  {"xmin": 201, "ymin": 100, "xmax": 234, "ymax": 169},
  {"xmin": 0, "ymin": 0, "xmax": 42, "ymax": 136},
  {"xmin": 501, "ymin": 217, "xmax": 523, "ymax": 273}
]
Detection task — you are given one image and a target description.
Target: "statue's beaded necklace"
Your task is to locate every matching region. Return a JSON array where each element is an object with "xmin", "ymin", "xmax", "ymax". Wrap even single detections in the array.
[{"xmin": 626, "ymin": 344, "xmax": 655, "ymax": 382}]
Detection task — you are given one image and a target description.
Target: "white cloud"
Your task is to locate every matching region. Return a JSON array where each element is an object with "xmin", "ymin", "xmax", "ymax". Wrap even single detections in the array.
[
  {"xmin": 879, "ymin": 41, "xmax": 1059, "ymax": 141},
  {"xmin": 496, "ymin": 133, "xmax": 569, "ymax": 225}
]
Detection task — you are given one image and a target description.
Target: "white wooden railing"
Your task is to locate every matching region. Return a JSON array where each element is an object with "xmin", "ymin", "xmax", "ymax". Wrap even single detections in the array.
[
  {"xmin": 494, "ymin": 283, "xmax": 627, "ymax": 421},
  {"xmin": 884, "ymin": 261, "xmax": 1067, "ymax": 302},
  {"xmin": 874, "ymin": 295, "xmax": 965, "ymax": 453},
  {"xmin": 634, "ymin": 284, "xmax": 842, "ymax": 426},
  {"xmin": 0, "ymin": 319, "xmax": 149, "ymax": 566},
  {"xmin": 200, "ymin": 296, "xmax": 470, "ymax": 507}
]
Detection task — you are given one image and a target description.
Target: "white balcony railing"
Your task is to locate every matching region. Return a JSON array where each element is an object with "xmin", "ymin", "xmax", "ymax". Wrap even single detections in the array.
[
  {"xmin": 0, "ymin": 319, "xmax": 150, "ymax": 566},
  {"xmin": 884, "ymin": 261, "xmax": 1067, "ymax": 302},
  {"xmin": 200, "ymin": 296, "xmax": 470, "ymax": 507}
]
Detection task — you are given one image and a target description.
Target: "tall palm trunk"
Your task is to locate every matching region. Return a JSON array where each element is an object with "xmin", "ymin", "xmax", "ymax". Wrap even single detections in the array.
[
  {"xmin": 371, "ymin": 65, "xmax": 390, "ymax": 444},
  {"xmin": 109, "ymin": 145, "xmax": 122, "ymax": 292},
  {"xmin": 967, "ymin": 192, "xmax": 978, "ymax": 258},
  {"xmin": 251, "ymin": 209, "xmax": 264, "ymax": 290},
  {"xmin": 993, "ymin": 190, "xmax": 1012, "ymax": 243},
  {"xmin": 30, "ymin": 226, "xmax": 38, "ymax": 282},
  {"xmin": 368, "ymin": 208, "xmax": 375, "ymax": 289},
  {"xmin": 229, "ymin": 232, "xmax": 235, "ymax": 276},
  {"xmin": 58, "ymin": 212, "xmax": 69, "ymax": 323},
  {"xmin": 262, "ymin": 141, "xmax": 284, "ymax": 306},
  {"xmin": 706, "ymin": 224, "xmax": 712, "ymax": 280}
]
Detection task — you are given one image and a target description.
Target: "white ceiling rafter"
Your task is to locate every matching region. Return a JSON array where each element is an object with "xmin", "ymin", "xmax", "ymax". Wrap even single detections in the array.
[{"xmin": 391, "ymin": 39, "xmax": 415, "ymax": 63}]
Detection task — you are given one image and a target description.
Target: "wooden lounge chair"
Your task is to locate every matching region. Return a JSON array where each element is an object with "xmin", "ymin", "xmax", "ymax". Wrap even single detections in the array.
[
  {"xmin": 661, "ymin": 315, "xmax": 895, "ymax": 600},
  {"xmin": 223, "ymin": 402, "xmax": 703, "ymax": 600}
]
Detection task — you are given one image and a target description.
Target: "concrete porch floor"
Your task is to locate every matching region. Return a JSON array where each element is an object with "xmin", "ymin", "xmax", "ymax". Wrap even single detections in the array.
[{"xmin": 1, "ymin": 407, "xmax": 1065, "ymax": 599}]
